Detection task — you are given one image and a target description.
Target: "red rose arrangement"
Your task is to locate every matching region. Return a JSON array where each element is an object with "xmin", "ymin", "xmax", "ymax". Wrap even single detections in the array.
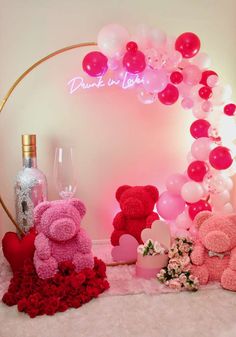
[{"xmin": 2, "ymin": 257, "xmax": 109, "ymax": 318}]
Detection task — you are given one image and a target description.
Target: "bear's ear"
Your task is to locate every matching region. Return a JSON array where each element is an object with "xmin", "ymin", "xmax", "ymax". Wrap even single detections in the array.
[
  {"xmin": 144, "ymin": 185, "xmax": 159, "ymax": 202},
  {"xmin": 70, "ymin": 199, "xmax": 86, "ymax": 218},
  {"xmin": 116, "ymin": 185, "xmax": 131, "ymax": 201},
  {"xmin": 34, "ymin": 201, "xmax": 51, "ymax": 227},
  {"xmin": 194, "ymin": 211, "xmax": 213, "ymax": 229}
]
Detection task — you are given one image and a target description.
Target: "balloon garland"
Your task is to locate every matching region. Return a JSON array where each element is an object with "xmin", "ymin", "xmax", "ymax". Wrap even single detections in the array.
[{"xmin": 82, "ymin": 24, "xmax": 236, "ymax": 235}]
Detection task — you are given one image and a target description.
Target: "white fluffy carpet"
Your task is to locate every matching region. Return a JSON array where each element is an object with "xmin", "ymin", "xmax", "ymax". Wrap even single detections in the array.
[
  {"xmin": 0, "ymin": 288, "xmax": 236, "ymax": 337},
  {"xmin": 1, "ymin": 243, "xmax": 236, "ymax": 337}
]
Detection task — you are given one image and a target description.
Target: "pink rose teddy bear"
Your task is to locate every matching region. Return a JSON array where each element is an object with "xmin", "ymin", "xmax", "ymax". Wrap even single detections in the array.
[
  {"xmin": 190, "ymin": 211, "xmax": 236, "ymax": 291},
  {"xmin": 33, "ymin": 199, "xmax": 94, "ymax": 279}
]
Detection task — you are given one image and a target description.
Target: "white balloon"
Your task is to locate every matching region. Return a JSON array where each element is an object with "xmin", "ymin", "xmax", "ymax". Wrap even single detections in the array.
[
  {"xmin": 210, "ymin": 190, "xmax": 230, "ymax": 209},
  {"xmin": 211, "ymin": 84, "xmax": 232, "ymax": 105},
  {"xmin": 225, "ymin": 176, "xmax": 234, "ymax": 191},
  {"xmin": 97, "ymin": 24, "xmax": 129, "ymax": 58},
  {"xmin": 222, "ymin": 203, "xmax": 234, "ymax": 214},
  {"xmin": 133, "ymin": 24, "xmax": 151, "ymax": 49},
  {"xmin": 181, "ymin": 181, "xmax": 204, "ymax": 203}
]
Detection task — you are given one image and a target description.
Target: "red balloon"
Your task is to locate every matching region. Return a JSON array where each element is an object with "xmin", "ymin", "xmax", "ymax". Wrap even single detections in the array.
[
  {"xmin": 200, "ymin": 70, "xmax": 217, "ymax": 86},
  {"xmin": 209, "ymin": 146, "xmax": 233, "ymax": 170},
  {"xmin": 188, "ymin": 200, "xmax": 212, "ymax": 220},
  {"xmin": 126, "ymin": 41, "xmax": 138, "ymax": 52},
  {"xmin": 123, "ymin": 50, "xmax": 146, "ymax": 74},
  {"xmin": 198, "ymin": 86, "xmax": 212, "ymax": 100},
  {"xmin": 224, "ymin": 103, "xmax": 236, "ymax": 116},
  {"xmin": 82, "ymin": 51, "xmax": 108, "ymax": 77},
  {"xmin": 175, "ymin": 32, "xmax": 201, "ymax": 58},
  {"xmin": 170, "ymin": 71, "xmax": 183, "ymax": 84},
  {"xmin": 190, "ymin": 119, "xmax": 211, "ymax": 139},
  {"xmin": 187, "ymin": 160, "xmax": 208, "ymax": 182},
  {"xmin": 158, "ymin": 84, "xmax": 179, "ymax": 105}
]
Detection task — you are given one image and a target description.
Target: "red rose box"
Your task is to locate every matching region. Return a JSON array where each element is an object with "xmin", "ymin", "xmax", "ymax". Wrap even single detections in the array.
[{"xmin": 2, "ymin": 257, "xmax": 109, "ymax": 318}]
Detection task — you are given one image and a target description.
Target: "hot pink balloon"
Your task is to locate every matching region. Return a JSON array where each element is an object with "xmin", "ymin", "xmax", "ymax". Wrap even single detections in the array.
[
  {"xmin": 166, "ymin": 173, "xmax": 188, "ymax": 195},
  {"xmin": 158, "ymin": 84, "xmax": 179, "ymax": 105},
  {"xmin": 123, "ymin": 50, "xmax": 146, "ymax": 74},
  {"xmin": 143, "ymin": 68, "xmax": 168, "ymax": 93},
  {"xmin": 182, "ymin": 64, "xmax": 201, "ymax": 86},
  {"xmin": 156, "ymin": 191, "xmax": 185, "ymax": 220},
  {"xmin": 82, "ymin": 51, "xmax": 108, "ymax": 77},
  {"xmin": 209, "ymin": 146, "xmax": 233, "ymax": 170},
  {"xmin": 191, "ymin": 137, "xmax": 212, "ymax": 161}
]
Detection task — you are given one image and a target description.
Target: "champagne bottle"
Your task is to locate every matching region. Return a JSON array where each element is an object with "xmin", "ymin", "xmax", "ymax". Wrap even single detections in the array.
[{"xmin": 15, "ymin": 135, "xmax": 48, "ymax": 234}]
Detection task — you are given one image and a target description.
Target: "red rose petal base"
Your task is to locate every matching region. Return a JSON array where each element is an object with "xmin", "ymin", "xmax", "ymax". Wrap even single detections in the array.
[{"xmin": 2, "ymin": 257, "xmax": 109, "ymax": 318}]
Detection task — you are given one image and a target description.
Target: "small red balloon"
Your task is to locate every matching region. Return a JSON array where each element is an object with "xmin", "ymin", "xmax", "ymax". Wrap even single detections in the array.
[
  {"xmin": 209, "ymin": 146, "xmax": 233, "ymax": 170},
  {"xmin": 224, "ymin": 103, "xmax": 236, "ymax": 116},
  {"xmin": 82, "ymin": 51, "xmax": 108, "ymax": 77},
  {"xmin": 200, "ymin": 70, "xmax": 217, "ymax": 86},
  {"xmin": 190, "ymin": 119, "xmax": 211, "ymax": 139},
  {"xmin": 175, "ymin": 32, "xmax": 201, "ymax": 58},
  {"xmin": 170, "ymin": 71, "xmax": 183, "ymax": 84},
  {"xmin": 187, "ymin": 160, "xmax": 208, "ymax": 182},
  {"xmin": 126, "ymin": 41, "xmax": 138, "ymax": 52},
  {"xmin": 158, "ymin": 84, "xmax": 179, "ymax": 105},
  {"xmin": 123, "ymin": 50, "xmax": 146, "ymax": 74},
  {"xmin": 198, "ymin": 86, "xmax": 212, "ymax": 100},
  {"xmin": 188, "ymin": 200, "xmax": 212, "ymax": 220}
]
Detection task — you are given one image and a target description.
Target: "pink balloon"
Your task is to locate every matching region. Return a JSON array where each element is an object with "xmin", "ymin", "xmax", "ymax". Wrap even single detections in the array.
[
  {"xmin": 166, "ymin": 173, "xmax": 188, "ymax": 195},
  {"xmin": 191, "ymin": 137, "xmax": 212, "ymax": 161},
  {"xmin": 211, "ymin": 190, "xmax": 230, "ymax": 209},
  {"xmin": 201, "ymin": 100, "xmax": 213, "ymax": 113},
  {"xmin": 156, "ymin": 191, "xmax": 185, "ymax": 220},
  {"xmin": 181, "ymin": 97, "xmax": 194, "ymax": 109},
  {"xmin": 97, "ymin": 24, "xmax": 129, "ymax": 58},
  {"xmin": 176, "ymin": 211, "xmax": 192, "ymax": 230},
  {"xmin": 181, "ymin": 181, "xmax": 204, "ymax": 203},
  {"xmin": 182, "ymin": 65, "xmax": 201, "ymax": 86},
  {"xmin": 143, "ymin": 68, "xmax": 168, "ymax": 93}
]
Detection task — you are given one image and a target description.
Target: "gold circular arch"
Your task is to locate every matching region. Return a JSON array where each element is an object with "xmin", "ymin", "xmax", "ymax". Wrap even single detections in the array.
[{"xmin": 0, "ymin": 42, "xmax": 97, "ymax": 235}]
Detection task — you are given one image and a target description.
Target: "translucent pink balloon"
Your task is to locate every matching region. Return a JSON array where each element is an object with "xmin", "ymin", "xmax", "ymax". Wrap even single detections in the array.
[
  {"xmin": 207, "ymin": 75, "xmax": 219, "ymax": 87},
  {"xmin": 203, "ymin": 171, "xmax": 228, "ymax": 194},
  {"xmin": 191, "ymin": 137, "xmax": 212, "ymax": 161},
  {"xmin": 176, "ymin": 211, "xmax": 192, "ymax": 229},
  {"xmin": 192, "ymin": 106, "xmax": 209, "ymax": 119},
  {"xmin": 181, "ymin": 97, "xmax": 194, "ymax": 109},
  {"xmin": 156, "ymin": 191, "xmax": 186, "ymax": 220},
  {"xmin": 137, "ymin": 90, "xmax": 157, "ymax": 104},
  {"xmin": 143, "ymin": 68, "xmax": 168, "ymax": 93},
  {"xmin": 181, "ymin": 181, "xmax": 204, "ymax": 203},
  {"xmin": 165, "ymin": 50, "xmax": 182, "ymax": 70},
  {"xmin": 192, "ymin": 52, "xmax": 211, "ymax": 69},
  {"xmin": 97, "ymin": 24, "xmax": 129, "ymax": 58},
  {"xmin": 166, "ymin": 173, "xmax": 188, "ymax": 195},
  {"xmin": 150, "ymin": 28, "xmax": 167, "ymax": 47},
  {"xmin": 182, "ymin": 65, "xmax": 202, "ymax": 86},
  {"xmin": 202, "ymin": 100, "xmax": 213, "ymax": 113}
]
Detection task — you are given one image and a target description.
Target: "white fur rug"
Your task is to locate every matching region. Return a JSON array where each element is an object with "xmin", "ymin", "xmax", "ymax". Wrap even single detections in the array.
[
  {"xmin": 0, "ymin": 289, "xmax": 236, "ymax": 337},
  {"xmin": 1, "ymin": 244, "xmax": 236, "ymax": 337}
]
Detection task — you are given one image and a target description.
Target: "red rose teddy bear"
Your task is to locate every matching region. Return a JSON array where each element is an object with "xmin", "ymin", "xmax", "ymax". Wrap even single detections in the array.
[
  {"xmin": 190, "ymin": 211, "xmax": 236, "ymax": 291},
  {"xmin": 110, "ymin": 185, "xmax": 159, "ymax": 246},
  {"xmin": 33, "ymin": 199, "xmax": 94, "ymax": 279}
]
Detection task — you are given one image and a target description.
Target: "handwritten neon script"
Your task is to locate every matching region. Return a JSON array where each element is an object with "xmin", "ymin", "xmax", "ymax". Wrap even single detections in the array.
[{"xmin": 67, "ymin": 72, "xmax": 144, "ymax": 94}]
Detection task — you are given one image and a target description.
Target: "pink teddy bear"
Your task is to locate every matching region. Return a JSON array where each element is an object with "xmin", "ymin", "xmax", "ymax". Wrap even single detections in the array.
[
  {"xmin": 33, "ymin": 199, "xmax": 94, "ymax": 279},
  {"xmin": 190, "ymin": 211, "xmax": 236, "ymax": 291}
]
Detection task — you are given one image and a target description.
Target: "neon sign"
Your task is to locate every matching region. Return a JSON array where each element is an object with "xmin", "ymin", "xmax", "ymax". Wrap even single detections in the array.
[{"xmin": 67, "ymin": 72, "xmax": 144, "ymax": 94}]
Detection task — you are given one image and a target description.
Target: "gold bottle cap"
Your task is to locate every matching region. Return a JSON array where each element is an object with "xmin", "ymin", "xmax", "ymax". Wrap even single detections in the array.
[{"xmin": 22, "ymin": 134, "xmax": 37, "ymax": 158}]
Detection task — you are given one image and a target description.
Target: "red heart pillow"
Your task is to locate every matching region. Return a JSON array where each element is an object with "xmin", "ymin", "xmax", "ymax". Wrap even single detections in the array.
[{"xmin": 2, "ymin": 229, "xmax": 36, "ymax": 272}]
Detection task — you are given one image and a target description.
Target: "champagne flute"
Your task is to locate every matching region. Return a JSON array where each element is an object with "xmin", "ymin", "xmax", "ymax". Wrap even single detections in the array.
[{"xmin": 54, "ymin": 147, "xmax": 77, "ymax": 199}]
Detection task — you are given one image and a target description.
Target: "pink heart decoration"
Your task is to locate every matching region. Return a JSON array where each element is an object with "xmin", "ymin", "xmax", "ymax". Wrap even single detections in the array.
[
  {"xmin": 111, "ymin": 234, "xmax": 139, "ymax": 263},
  {"xmin": 141, "ymin": 220, "xmax": 171, "ymax": 250}
]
